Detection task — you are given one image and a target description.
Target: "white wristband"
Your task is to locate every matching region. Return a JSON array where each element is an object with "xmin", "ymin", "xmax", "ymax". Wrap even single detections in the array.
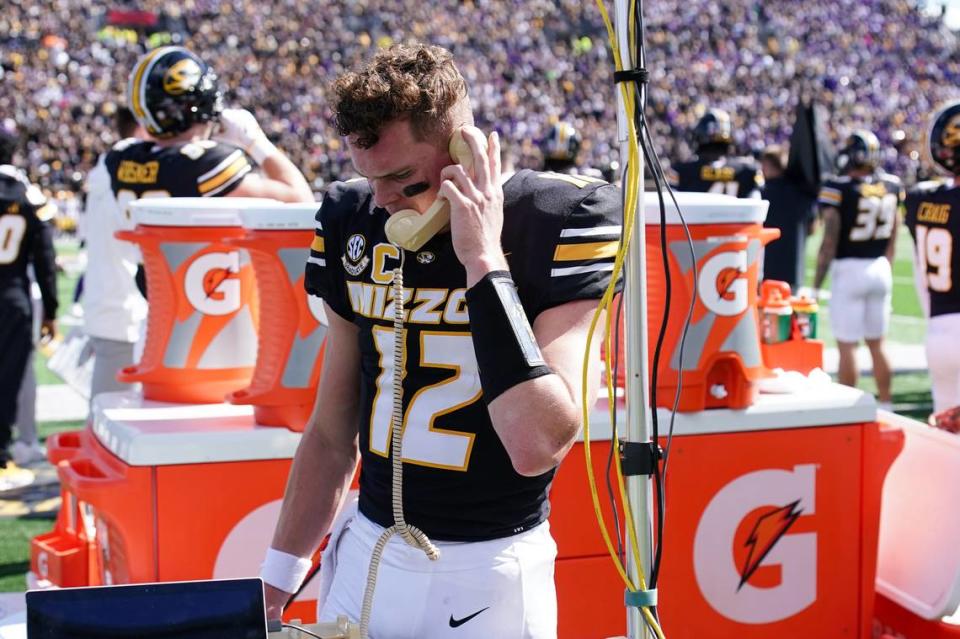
[
  {"xmin": 260, "ymin": 547, "xmax": 313, "ymax": 594},
  {"xmin": 247, "ymin": 136, "xmax": 277, "ymax": 165}
]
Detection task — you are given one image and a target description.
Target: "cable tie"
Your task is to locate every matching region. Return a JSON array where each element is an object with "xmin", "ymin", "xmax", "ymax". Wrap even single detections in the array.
[
  {"xmin": 619, "ymin": 440, "xmax": 662, "ymax": 476},
  {"xmin": 624, "ymin": 587, "xmax": 658, "ymax": 608},
  {"xmin": 614, "ymin": 68, "xmax": 649, "ymax": 84}
]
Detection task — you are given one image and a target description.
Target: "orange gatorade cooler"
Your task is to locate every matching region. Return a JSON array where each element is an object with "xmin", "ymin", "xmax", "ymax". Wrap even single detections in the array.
[
  {"xmin": 116, "ymin": 198, "xmax": 271, "ymax": 404},
  {"xmin": 227, "ymin": 203, "xmax": 327, "ymax": 431},
  {"xmin": 618, "ymin": 192, "xmax": 778, "ymax": 411},
  {"xmin": 29, "ymin": 391, "xmax": 330, "ymax": 623}
]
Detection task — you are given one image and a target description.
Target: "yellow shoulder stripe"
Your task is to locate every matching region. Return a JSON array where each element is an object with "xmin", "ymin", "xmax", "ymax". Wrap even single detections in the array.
[
  {"xmin": 198, "ymin": 155, "xmax": 250, "ymax": 194},
  {"xmin": 310, "ymin": 236, "xmax": 325, "ymax": 252},
  {"xmin": 553, "ymin": 240, "xmax": 618, "ymax": 262}
]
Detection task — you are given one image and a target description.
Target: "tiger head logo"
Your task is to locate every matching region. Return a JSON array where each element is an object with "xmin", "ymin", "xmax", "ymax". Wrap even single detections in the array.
[{"xmin": 163, "ymin": 58, "xmax": 203, "ymax": 96}]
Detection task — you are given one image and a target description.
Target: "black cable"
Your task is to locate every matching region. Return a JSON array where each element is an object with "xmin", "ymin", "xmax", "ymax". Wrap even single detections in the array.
[
  {"xmin": 629, "ymin": 0, "xmax": 670, "ymax": 589},
  {"xmin": 606, "ymin": 202, "xmax": 629, "ymax": 565},
  {"xmin": 283, "ymin": 558, "xmax": 323, "ymax": 611},
  {"xmin": 281, "ymin": 622, "xmax": 325, "ymax": 639}
]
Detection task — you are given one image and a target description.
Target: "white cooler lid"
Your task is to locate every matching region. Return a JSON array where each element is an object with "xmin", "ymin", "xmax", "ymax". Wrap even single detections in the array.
[
  {"xmin": 643, "ymin": 191, "xmax": 769, "ymax": 225},
  {"xmin": 240, "ymin": 202, "xmax": 321, "ymax": 230},
  {"xmin": 584, "ymin": 380, "xmax": 876, "ymax": 441},
  {"xmin": 129, "ymin": 197, "xmax": 281, "ymax": 227},
  {"xmin": 91, "ymin": 391, "xmax": 302, "ymax": 466}
]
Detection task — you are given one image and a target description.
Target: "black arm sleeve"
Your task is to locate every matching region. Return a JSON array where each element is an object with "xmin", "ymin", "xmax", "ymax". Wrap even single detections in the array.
[{"xmin": 32, "ymin": 219, "xmax": 58, "ymax": 320}]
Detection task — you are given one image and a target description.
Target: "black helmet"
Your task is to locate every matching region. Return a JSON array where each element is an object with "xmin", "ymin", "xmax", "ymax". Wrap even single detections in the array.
[
  {"xmin": 836, "ymin": 129, "xmax": 881, "ymax": 173},
  {"xmin": 127, "ymin": 46, "xmax": 222, "ymax": 139},
  {"xmin": 541, "ymin": 121, "xmax": 581, "ymax": 162},
  {"xmin": 928, "ymin": 101, "xmax": 960, "ymax": 176},
  {"xmin": 694, "ymin": 108, "xmax": 733, "ymax": 148}
]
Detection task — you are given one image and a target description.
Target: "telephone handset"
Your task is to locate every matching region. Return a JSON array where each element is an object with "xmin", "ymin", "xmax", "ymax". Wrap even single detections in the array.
[{"xmin": 384, "ymin": 128, "xmax": 484, "ymax": 252}]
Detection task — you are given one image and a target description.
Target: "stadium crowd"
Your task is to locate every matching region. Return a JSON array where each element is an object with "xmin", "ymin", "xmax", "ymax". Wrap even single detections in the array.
[{"xmin": 0, "ymin": 0, "xmax": 957, "ymax": 195}]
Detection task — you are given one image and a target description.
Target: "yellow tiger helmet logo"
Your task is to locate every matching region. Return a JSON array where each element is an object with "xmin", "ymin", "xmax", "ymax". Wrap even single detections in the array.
[
  {"xmin": 942, "ymin": 113, "xmax": 960, "ymax": 149},
  {"xmin": 163, "ymin": 58, "xmax": 203, "ymax": 96}
]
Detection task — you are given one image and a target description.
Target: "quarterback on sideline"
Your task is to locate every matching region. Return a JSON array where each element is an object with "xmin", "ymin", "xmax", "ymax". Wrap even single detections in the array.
[
  {"xmin": 905, "ymin": 101, "xmax": 960, "ymax": 414},
  {"xmin": 814, "ymin": 130, "xmax": 904, "ymax": 409},
  {"xmin": 106, "ymin": 46, "xmax": 312, "ymax": 206},
  {"xmin": 261, "ymin": 43, "xmax": 621, "ymax": 638}
]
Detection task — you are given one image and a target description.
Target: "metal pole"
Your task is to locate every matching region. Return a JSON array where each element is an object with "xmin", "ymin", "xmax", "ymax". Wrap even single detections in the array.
[{"xmin": 613, "ymin": 1, "xmax": 654, "ymax": 638}]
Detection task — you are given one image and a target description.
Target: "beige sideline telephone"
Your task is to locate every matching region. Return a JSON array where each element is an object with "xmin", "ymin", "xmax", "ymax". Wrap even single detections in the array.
[{"xmin": 384, "ymin": 128, "xmax": 484, "ymax": 251}]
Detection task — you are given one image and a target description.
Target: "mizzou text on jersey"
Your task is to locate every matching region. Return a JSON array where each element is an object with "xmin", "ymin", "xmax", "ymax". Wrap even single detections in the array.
[{"xmin": 305, "ymin": 169, "xmax": 621, "ymax": 541}]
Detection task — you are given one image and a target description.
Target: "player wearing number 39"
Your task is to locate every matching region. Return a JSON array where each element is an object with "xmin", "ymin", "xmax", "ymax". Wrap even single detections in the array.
[
  {"xmin": 905, "ymin": 102, "xmax": 960, "ymax": 413},
  {"xmin": 814, "ymin": 130, "xmax": 904, "ymax": 409},
  {"xmin": 262, "ymin": 44, "xmax": 621, "ymax": 638}
]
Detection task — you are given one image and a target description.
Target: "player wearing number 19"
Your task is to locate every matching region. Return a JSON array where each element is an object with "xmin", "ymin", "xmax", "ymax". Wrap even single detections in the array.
[
  {"xmin": 0, "ymin": 120, "xmax": 57, "ymax": 487},
  {"xmin": 814, "ymin": 130, "xmax": 904, "ymax": 408},
  {"xmin": 905, "ymin": 101, "xmax": 960, "ymax": 413}
]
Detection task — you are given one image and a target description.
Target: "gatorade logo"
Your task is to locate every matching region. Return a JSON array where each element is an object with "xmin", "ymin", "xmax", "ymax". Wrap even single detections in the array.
[
  {"xmin": 693, "ymin": 465, "xmax": 817, "ymax": 624},
  {"xmin": 185, "ymin": 251, "xmax": 242, "ymax": 316},
  {"xmin": 698, "ymin": 250, "xmax": 748, "ymax": 316}
]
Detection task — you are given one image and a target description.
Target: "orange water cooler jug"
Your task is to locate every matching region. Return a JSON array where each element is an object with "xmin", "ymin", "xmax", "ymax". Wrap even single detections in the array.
[
  {"xmin": 616, "ymin": 192, "xmax": 778, "ymax": 410},
  {"xmin": 227, "ymin": 203, "xmax": 327, "ymax": 431},
  {"xmin": 116, "ymin": 198, "xmax": 271, "ymax": 404}
]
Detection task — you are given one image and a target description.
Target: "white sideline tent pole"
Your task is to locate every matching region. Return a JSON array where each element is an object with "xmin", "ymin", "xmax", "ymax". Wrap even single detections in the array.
[{"xmin": 613, "ymin": 0, "xmax": 655, "ymax": 637}]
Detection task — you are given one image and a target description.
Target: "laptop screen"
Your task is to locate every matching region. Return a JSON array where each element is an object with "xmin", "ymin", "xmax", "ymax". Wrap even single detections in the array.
[{"xmin": 26, "ymin": 578, "xmax": 267, "ymax": 639}]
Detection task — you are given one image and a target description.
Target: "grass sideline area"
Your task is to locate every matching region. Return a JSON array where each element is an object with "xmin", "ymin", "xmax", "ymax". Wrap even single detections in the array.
[{"xmin": 0, "ymin": 229, "xmax": 935, "ymax": 594}]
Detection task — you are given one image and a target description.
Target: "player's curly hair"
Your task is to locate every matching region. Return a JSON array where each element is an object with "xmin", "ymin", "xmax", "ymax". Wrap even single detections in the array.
[{"xmin": 333, "ymin": 43, "xmax": 469, "ymax": 149}]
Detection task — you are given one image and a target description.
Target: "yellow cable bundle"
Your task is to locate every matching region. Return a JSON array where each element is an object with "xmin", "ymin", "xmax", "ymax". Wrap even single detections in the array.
[{"xmin": 582, "ymin": 1, "xmax": 666, "ymax": 637}]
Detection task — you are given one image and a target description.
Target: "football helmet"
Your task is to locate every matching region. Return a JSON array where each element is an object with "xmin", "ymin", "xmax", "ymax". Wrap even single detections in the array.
[
  {"xmin": 693, "ymin": 108, "xmax": 733, "ymax": 148},
  {"xmin": 541, "ymin": 121, "xmax": 581, "ymax": 162},
  {"xmin": 928, "ymin": 101, "xmax": 960, "ymax": 176},
  {"xmin": 127, "ymin": 46, "xmax": 222, "ymax": 139},
  {"xmin": 836, "ymin": 129, "xmax": 881, "ymax": 172}
]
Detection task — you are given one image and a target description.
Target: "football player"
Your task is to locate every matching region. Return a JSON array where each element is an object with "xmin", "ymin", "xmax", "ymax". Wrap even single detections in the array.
[
  {"xmin": 905, "ymin": 101, "xmax": 960, "ymax": 413},
  {"xmin": 106, "ymin": 46, "xmax": 313, "ymax": 205},
  {"xmin": 814, "ymin": 130, "xmax": 903, "ymax": 409},
  {"xmin": 261, "ymin": 44, "xmax": 620, "ymax": 638},
  {"xmin": 668, "ymin": 108, "xmax": 764, "ymax": 198},
  {"xmin": 539, "ymin": 120, "xmax": 603, "ymax": 178},
  {"xmin": 0, "ymin": 121, "xmax": 57, "ymax": 489}
]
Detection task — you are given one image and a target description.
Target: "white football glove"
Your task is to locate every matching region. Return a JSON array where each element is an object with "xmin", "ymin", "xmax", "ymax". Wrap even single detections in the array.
[{"xmin": 216, "ymin": 108, "xmax": 276, "ymax": 164}]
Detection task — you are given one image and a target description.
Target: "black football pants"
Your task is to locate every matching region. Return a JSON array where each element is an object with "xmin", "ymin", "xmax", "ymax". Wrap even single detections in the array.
[{"xmin": 0, "ymin": 301, "xmax": 32, "ymax": 465}]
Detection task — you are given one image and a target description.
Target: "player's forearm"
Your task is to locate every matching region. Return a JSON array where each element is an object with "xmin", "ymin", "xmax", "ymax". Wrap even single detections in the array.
[
  {"xmin": 489, "ymin": 374, "xmax": 582, "ymax": 476},
  {"xmin": 270, "ymin": 418, "xmax": 359, "ymax": 557},
  {"xmin": 33, "ymin": 224, "xmax": 59, "ymax": 319},
  {"xmin": 813, "ymin": 247, "xmax": 833, "ymax": 291},
  {"xmin": 259, "ymin": 152, "xmax": 314, "ymax": 203}
]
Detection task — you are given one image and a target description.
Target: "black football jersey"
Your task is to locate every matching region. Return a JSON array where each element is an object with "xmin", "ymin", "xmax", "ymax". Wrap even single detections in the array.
[
  {"xmin": 104, "ymin": 138, "xmax": 252, "ymax": 203},
  {"xmin": 669, "ymin": 155, "xmax": 763, "ymax": 198},
  {"xmin": 905, "ymin": 179, "xmax": 960, "ymax": 317},
  {"xmin": 306, "ymin": 169, "xmax": 622, "ymax": 541},
  {"xmin": 819, "ymin": 173, "xmax": 904, "ymax": 259},
  {"xmin": 0, "ymin": 165, "xmax": 58, "ymax": 318}
]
